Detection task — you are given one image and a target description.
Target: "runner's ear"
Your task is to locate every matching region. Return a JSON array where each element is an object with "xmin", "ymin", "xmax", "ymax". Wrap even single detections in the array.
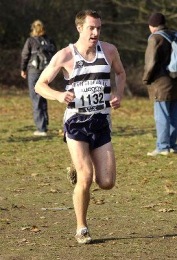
[{"xmin": 77, "ymin": 24, "xmax": 83, "ymax": 33}]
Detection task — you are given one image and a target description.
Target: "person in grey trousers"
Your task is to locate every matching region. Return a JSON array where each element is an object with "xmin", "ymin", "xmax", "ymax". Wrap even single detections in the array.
[{"xmin": 21, "ymin": 20, "xmax": 57, "ymax": 136}]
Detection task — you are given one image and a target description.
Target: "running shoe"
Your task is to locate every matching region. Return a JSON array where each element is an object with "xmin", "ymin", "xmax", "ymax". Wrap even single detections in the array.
[
  {"xmin": 75, "ymin": 227, "xmax": 92, "ymax": 244},
  {"xmin": 33, "ymin": 130, "xmax": 47, "ymax": 136},
  {"xmin": 147, "ymin": 149, "xmax": 169, "ymax": 156},
  {"xmin": 67, "ymin": 166, "xmax": 77, "ymax": 185}
]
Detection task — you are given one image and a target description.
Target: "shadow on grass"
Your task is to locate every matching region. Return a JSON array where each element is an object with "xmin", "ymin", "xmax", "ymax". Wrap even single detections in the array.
[
  {"xmin": 6, "ymin": 135, "xmax": 55, "ymax": 142},
  {"xmin": 1, "ymin": 124, "xmax": 155, "ymax": 142},
  {"xmin": 1, "ymin": 125, "xmax": 62, "ymax": 143},
  {"xmin": 91, "ymin": 233, "xmax": 177, "ymax": 244},
  {"xmin": 112, "ymin": 126, "xmax": 156, "ymax": 137}
]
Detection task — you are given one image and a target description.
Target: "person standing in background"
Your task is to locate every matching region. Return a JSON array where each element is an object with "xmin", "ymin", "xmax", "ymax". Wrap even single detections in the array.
[
  {"xmin": 21, "ymin": 20, "xmax": 57, "ymax": 136},
  {"xmin": 143, "ymin": 13, "xmax": 177, "ymax": 156}
]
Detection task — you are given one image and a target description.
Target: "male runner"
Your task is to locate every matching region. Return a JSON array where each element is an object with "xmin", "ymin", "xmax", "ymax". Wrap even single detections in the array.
[{"xmin": 35, "ymin": 9, "xmax": 126, "ymax": 244}]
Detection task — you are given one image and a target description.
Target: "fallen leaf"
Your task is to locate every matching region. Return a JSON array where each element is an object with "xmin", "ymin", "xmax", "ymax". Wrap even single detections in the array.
[
  {"xmin": 21, "ymin": 226, "xmax": 31, "ymax": 231},
  {"xmin": 18, "ymin": 238, "xmax": 28, "ymax": 244},
  {"xmin": 0, "ymin": 207, "xmax": 8, "ymax": 211},
  {"xmin": 30, "ymin": 226, "xmax": 40, "ymax": 233},
  {"xmin": 159, "ymin": 208, "xmax": 175, "ymax": 212},
  {"xmin": 92, "ymin": 199, "xmax": 105, "ymax": 205},
  {"xmin": 50, "ymin": 188, "xmax": 59, "ymax": 193},
  {"xmin": 0, "ymin": 218, "xmax": 10, "ymax": 224}
]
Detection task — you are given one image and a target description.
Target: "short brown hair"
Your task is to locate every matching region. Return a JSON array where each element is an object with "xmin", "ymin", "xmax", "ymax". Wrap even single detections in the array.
[
  {"xmin": 148, "ymin": 13, "xmax": 166, "ymax": 27},
  {"xmin": 75, "ymin": 10, "xmax": 101, "ymax": 27}
]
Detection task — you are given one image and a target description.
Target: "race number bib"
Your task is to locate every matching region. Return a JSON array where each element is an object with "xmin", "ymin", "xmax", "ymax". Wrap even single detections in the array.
[{"xmin": 74, "ymin": 84, "xmax": 106, "ymax": 113}]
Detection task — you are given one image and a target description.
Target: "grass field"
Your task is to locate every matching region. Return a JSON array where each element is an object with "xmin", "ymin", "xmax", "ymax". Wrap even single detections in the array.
[{"xmin": 1, "ymin": 89, "xmax": 177, "ymax": 260}]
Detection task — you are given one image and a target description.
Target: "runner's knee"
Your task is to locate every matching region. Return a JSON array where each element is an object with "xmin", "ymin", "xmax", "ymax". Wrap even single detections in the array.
[
  {"xmin": 96, "ymin": 178, "xmax": 115, "ymax": 190},
  {"xmin": 76, "ymin": 171, "xmax": 93, "ymax": 189}
]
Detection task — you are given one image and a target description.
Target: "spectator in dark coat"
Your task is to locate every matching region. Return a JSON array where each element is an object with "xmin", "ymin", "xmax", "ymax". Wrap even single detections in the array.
[
  {"xmin": 143, "ymin": 13, "xmax": 177, "ymax": 156},
  {"xmin": 21, "ymin": 20, "xmax": 57, "ymax": 136}
]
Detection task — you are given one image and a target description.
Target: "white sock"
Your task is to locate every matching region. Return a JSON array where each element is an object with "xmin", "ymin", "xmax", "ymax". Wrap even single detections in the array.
[{"xmin": 76, "ymin": 227, "xmax": 88, "ymax": 234}]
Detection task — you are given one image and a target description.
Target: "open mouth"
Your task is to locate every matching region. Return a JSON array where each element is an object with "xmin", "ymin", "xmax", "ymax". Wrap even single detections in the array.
[{"xmin": 90, "ymin": 38, "xmax": 98, "ymax": 42}]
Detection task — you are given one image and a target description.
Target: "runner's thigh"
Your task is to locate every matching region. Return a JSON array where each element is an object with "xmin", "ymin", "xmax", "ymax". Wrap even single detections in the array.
[
  {"xmin": 66, "ymin": 137, "xmax": 93, "ymax": 182},
  {"xmin": 91, "ymin": 142, "xmax": 116, "ymax": 185}
]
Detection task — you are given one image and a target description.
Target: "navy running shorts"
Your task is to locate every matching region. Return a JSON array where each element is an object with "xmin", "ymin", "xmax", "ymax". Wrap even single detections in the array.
[{"xmin": 64, "ymin": 113, "xmax": 111, "ymax": 150}]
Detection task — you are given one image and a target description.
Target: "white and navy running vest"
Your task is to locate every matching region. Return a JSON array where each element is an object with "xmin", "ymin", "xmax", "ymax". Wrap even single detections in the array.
[{"xmin": 64, "ymin": 41, "xmax": 111, "ymax": 120}]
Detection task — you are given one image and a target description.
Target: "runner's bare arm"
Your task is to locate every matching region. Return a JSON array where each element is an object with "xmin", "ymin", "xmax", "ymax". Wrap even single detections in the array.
[
  {"xmin": 112, "ymin": 47, "xmax": 126, "ymax": 98},
  {"xmin": 35, "ymin": 49, "xmax": 75, "ymax": 104},
  {"xmin": 109, "ymin": 45, "xmax": 126, "ymax": 109}
]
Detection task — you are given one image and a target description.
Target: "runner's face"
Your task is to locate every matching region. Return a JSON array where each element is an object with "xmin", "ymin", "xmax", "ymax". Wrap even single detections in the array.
[{"xmin": 78, "ymin": 16, "xmax": 101, "ymax": 46}]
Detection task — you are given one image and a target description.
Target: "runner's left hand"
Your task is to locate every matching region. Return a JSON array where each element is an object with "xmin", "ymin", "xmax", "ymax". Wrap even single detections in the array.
[{"xmin": 110, "ymin": 96, "xmax": 121, "ymax": 109}]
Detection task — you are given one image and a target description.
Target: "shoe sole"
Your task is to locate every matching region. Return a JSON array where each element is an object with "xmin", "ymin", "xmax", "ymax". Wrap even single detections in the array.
[
  {"xmin": 75, "ymin": 235, "xmax": 92, "ymax": 244},
  {"xmin": 147, "ymin": 153, "xmax": 169, "ymax": 156},
  {"xmin": 170, "ymin": 149, "xmax": 177, "ymax": 153},
  {"xmin": 147, "ymin": 151, "xmax": 169, "ymax": 156},
  {"xmin": 33, "ymin": 132, "xmax": 47, "ymax": 136}
]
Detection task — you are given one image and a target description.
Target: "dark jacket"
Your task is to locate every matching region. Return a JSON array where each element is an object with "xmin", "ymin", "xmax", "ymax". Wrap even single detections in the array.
[
  {"xmin": 21, "ymin": 34, "xmax": 57, "ymax": 73},
  {"xmin": 143, "ymin": 26, "xmax": 177, "ymax": 101}
]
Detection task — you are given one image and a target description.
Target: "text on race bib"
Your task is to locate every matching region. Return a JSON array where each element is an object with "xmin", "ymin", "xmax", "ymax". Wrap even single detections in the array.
[{"xmin": 74, "ymin": 84, "xmax": 106, "ymax": 113}]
